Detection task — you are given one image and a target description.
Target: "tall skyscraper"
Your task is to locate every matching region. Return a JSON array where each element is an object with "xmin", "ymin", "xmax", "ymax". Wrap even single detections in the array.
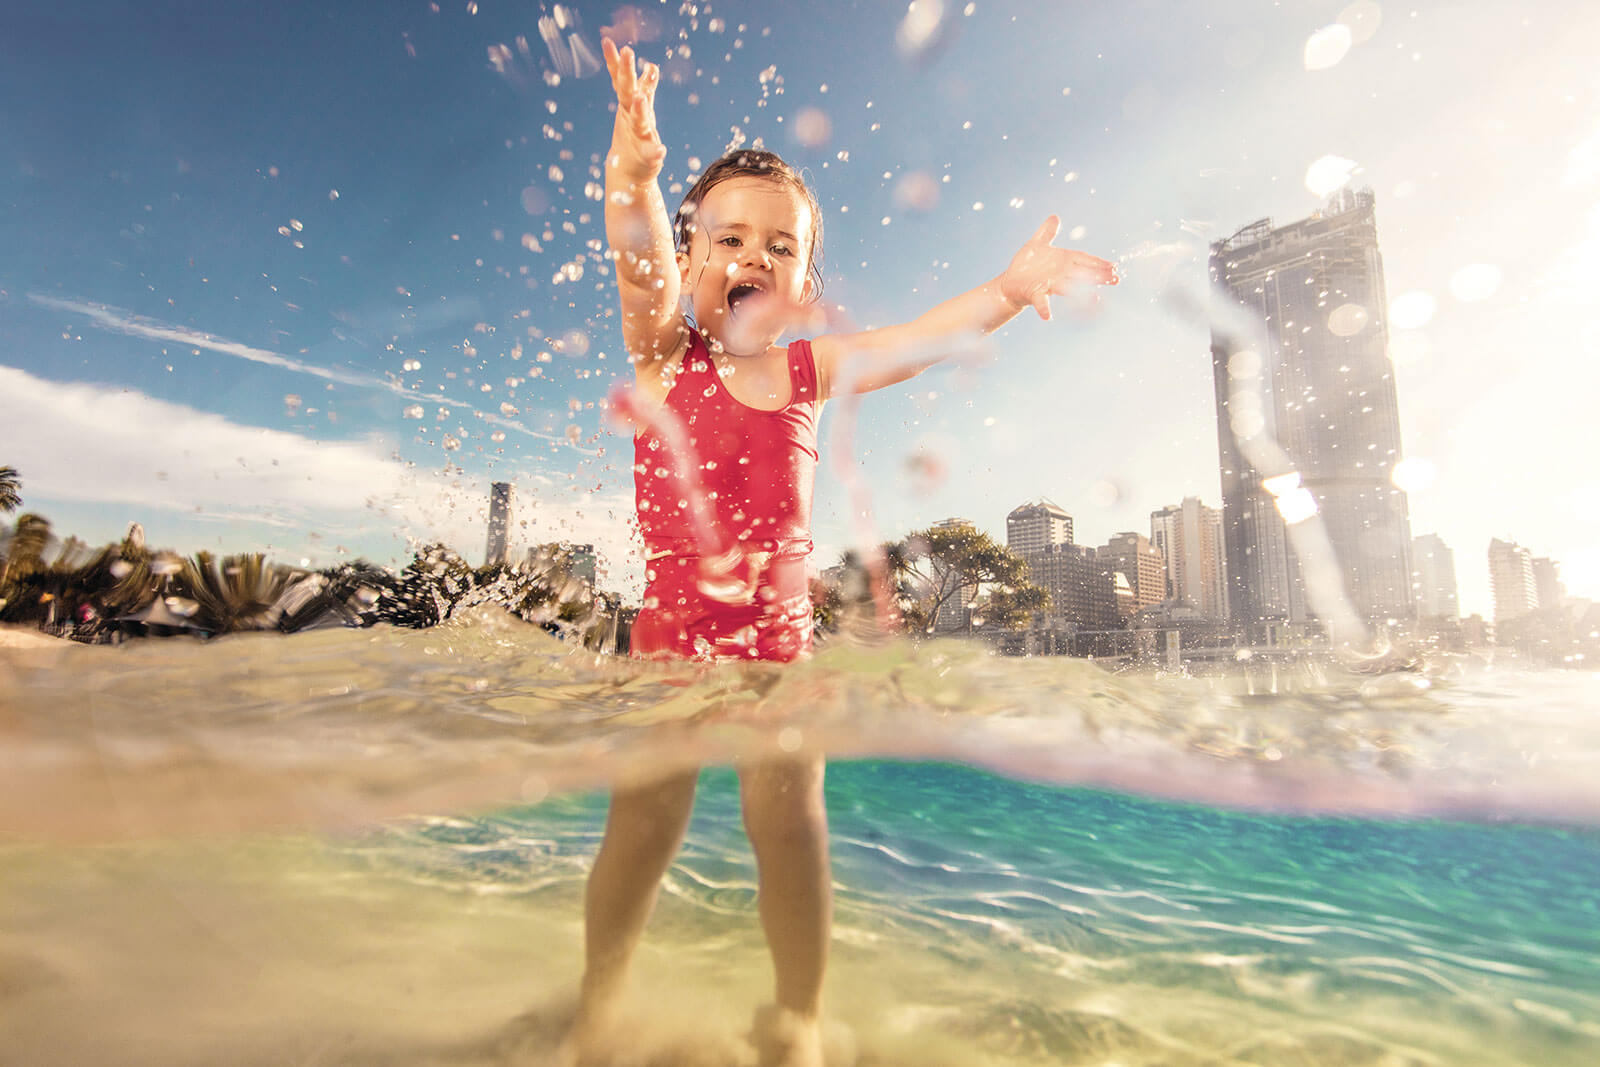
[
  {"xmin": 486, "ymin": 481, "xmax": 514, "ymax": 567},
  {"xmin": 1410, "ymin": 533, "xmax": 1459, "ymax": 619},
  {"xmin": 1006, "ymin": 500, "xmax": 1073, "ymax": 554},
  {"xmin": 1488, "ymin": 538, "xmax": 1537, "ymax": 623},
  {"xmin": 1531, "ymin": 556, "xmax": 1565, "ymax": 611},
  {"xmin": 1099, "ymin": 532, "xmax": 1167, "ymax": 620},
  {"xmin": 1151, "ymin": 497, "xmax": 1228, "ymax": 619},
  {"xmin": 1210, "ymin": 188, "xmax": 1415, "ymax": 638}
]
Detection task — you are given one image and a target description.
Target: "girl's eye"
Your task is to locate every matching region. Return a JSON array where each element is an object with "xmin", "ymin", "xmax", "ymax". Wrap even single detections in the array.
[
  {"xmin": 771, "ymin": 244, "xmax": 791, "ymax": 257},
  {"xmin": 719, "ymin": 236, "xmax": 741, "ymax": 247}
]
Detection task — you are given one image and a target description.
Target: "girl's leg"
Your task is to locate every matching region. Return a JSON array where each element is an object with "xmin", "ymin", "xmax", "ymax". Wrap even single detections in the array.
[
  {"xmin": 738, "ymin": 755, "xmax": 831, "ymax": 1037},
  {"xmin": 573, "ymin": 768, "xmax": 700, "ymax": 1029}
]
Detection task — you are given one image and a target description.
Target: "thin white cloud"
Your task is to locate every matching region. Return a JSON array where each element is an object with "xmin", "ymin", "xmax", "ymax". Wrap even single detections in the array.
[
  {"xmin": 25, "ymin": 293, "xmax": 592, "ymax": 453},
  {"xmin": 1, "ymin": 365, "xmax": 641, "ymax": 589}
]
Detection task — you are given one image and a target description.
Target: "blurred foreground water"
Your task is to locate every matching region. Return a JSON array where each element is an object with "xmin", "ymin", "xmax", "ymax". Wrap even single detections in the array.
[{"xmin": 3, "ymin": 611, "xmax": 1598, "ymax": 1065}]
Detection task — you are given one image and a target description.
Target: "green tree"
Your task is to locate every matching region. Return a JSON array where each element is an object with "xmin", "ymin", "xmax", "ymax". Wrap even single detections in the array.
[
  {"xmin": 894, "ymin": 522, "xmax": 1044, "ymax": 635},
  {"xmin": 0, "ymin": 467, "xmax": 20, "ymax": 514}
]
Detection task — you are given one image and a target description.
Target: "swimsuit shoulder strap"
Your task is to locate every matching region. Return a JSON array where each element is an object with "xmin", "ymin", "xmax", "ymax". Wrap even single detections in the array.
[{"xmin": 786, "ymin": 337, "xmax": 819, "ymax": 405}]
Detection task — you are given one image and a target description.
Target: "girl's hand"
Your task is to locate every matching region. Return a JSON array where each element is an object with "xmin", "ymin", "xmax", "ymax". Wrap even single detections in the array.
[
  {"xmin": 602, "ymin": 38, "xmax": 666, "ymax": 183},
  {"xmin": 999, "ymin": 216, "xmax": 1118, "ymax": 320}
]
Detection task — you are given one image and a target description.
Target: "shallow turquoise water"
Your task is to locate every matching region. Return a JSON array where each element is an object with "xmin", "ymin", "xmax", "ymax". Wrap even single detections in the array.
[{"xmin": 359, "ymin": 759, "xmax": 1600, "ymax": 1064}]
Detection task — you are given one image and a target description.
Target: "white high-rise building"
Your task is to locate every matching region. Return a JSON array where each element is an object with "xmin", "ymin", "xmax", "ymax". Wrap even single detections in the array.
[
  {"xmin": 1150, "ymin": 497, "xmax": 1229, "ymax": 620},
  {"xmin": 1531, "ymin": 557, "xmax": 1565, "ymax": 611},
  {"xmin": 1410, "ymin": 533, "xmax": 1458, "ymax": 619},
  {"xmin": 1006, "ymin": 500, "xmax": 1073, "ymax": 555},
  {"xmin": 1488, "ymin": 538, "xmax": 1537, "ymax": 624},
  {"xmin": 486, "ymin": 481, "xmax": 514, "ymax": 567}
]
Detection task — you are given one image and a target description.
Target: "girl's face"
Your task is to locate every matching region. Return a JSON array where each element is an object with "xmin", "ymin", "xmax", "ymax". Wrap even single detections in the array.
[{"xmin": 677, "ymin": 176, "xmax": 814, "ymax": 356}]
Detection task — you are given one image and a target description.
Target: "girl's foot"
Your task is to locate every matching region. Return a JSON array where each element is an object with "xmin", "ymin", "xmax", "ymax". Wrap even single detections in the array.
[{"xmin": 749, "ymin": 1004, "xmax": 855, "ymax": 1067}]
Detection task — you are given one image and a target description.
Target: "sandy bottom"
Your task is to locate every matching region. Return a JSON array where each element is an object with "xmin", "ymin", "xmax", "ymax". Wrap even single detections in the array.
[
  {"xmin": 3, "ymin": 832, "xmax": 1582, "ymax": 1066},
  {"xmin": 0, "ymin": 839, "xmax": 1020, "ymax": 1067}
]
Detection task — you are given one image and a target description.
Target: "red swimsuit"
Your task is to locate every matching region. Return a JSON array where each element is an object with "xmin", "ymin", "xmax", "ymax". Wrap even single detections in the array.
[{"xmin": 631, "ymin": 330, "xmax": 820, "ymax": 663}]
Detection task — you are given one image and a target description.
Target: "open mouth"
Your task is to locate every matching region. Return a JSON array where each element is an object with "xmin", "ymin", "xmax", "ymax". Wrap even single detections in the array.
[{"xmin": 726, "ymin": 283, "xmax": 764, "ymax": 315}]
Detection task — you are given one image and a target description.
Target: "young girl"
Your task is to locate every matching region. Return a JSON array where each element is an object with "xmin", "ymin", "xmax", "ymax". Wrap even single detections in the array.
[{"xmin": 569, "ymin": 38, "xmax": 1117, "ymax": 1066}]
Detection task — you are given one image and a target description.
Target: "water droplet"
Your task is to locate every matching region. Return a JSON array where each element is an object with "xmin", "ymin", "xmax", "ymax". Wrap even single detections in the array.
[
  {"xmin": 892, "ymin": 171, "xmax": 939, "ymax": 212},
  {"xmin": 402, "ymin": 358, "xmax": 422, "ymax": 371},
  {"xmin": 1326, "ymin": 303, "xmax": 1369, "ymax": 336},
  {"xmin": 896, "ymin": 0, "xmax": 945, "ymax": 56},
  {"xmin": 793, "ymin": 107, "xmax": 831, "ymax": 147},
  {"xmin": 403, "ymin": 405, "xmax": 424, "ymax": 419},
  {"xmin": 499, "ymin": 402, "xmax": 520, "ymax": 417},
  {"xmin": 1389, "ymin": 291, "xmax": 1435, "ymax": 330},
  {"xmin": 1305, "ymin": 155, "xmax": 1359, "ymax": 197},
  {"xmin": 1227, "ymin": 349, "xmax": 1262, "ymax": 378},
  {"xmin": 1303, "ymin": 23, "xmax": 1353, "ymax": 70},
  {"xmin": 1088, "ymin": 480, "xmax": 1120, "ymax": 507},
  {"xmin": 1390, "ymin": 457, "xmax": 1435, "ymax": 492}
]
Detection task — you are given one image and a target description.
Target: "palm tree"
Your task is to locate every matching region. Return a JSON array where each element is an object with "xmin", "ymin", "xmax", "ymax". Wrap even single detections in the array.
[
  {"xmin": 2, "ymin": 512, "xmax": 53, "ymax": 577},
  {"xmin": 0, "ymin": 511, "xmax": 54, "ymax": 609},
  {"xmin": 0, "ymin": 467, "xmax": 20, "ymax": 514}
]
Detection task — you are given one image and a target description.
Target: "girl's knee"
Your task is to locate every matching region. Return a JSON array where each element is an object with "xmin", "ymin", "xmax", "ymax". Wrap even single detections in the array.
[{"xmin": 738, "ymin": 758, "xmax": 828, "ymax": 844}]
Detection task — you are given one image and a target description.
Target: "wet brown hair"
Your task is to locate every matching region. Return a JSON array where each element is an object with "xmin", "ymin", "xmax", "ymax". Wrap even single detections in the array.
[{"xmin": 673, "ymin": 149, "xmax": 824, "ymax": 300}]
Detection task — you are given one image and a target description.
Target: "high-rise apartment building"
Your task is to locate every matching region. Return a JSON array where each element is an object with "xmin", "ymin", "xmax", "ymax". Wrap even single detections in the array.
[
  {"xmin": 1531, "ymin": 557, "xmax": 1565, "ymax": 611},
  {"xmin": 1409, "ymin": 533, "xmax": 1459, "ymax": 619},
  {"xmin": 1150, "ymin": 497, "xmax": 1228, "ymax": 619},
  {"xmin": 1488, "ymin": 538, "xmax": 1537, "ymax": 623},
  {"xmin": 1006, "ymin": 500, "xmax": 1073, "ymax": 555},
  {"xmin": 1020, "ymin": 543, "xmax": 1119, "ymax": 633},
  {"xmin": 1099, "ymin": 532, "xmax": 1167, "ymax": 620},
  {"xmin": 486, "ymin": 481, "xmax": 514, "ymax": 567},
  {"xmin": 1210, "ymin": 188, "xmax": 1415, "ymax": 637}
]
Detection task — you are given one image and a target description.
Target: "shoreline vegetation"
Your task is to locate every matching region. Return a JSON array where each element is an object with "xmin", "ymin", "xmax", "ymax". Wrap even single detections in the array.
[
  {"xmin": 0, "ymin": 467, "xmax": 1050, "ymax": 653},
  {"xmin": 0, "ymin": 517, "xmax": 1037, "ymax": 653},
  {"xmin": 0, "ymin": 517, "xmax": 627, "ymax": 650}
]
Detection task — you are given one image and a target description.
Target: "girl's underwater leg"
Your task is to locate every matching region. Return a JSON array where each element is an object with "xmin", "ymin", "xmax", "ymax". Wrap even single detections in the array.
[
  {"xmin": 569, "ymin": 768, "xmax": 700, "ymax": 1040},
  {"xmin": 739, "ymin": 755, "xmax": 834, "ymax": 1066}
]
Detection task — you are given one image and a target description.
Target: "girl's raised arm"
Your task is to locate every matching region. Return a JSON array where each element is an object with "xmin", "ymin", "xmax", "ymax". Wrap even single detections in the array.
[
  {"xmin": 810, "ymin": 216, "xmax": 1117, "ymax": 398},
  {"xmin": 602, "ymin": 39, "xmax": 687, "ymax": 380}
]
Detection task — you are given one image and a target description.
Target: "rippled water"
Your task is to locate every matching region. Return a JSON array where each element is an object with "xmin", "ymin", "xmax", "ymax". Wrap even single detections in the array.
[{"xmin": 3, "ymin": 614, "xmax": 1599, "ymax": 1064}]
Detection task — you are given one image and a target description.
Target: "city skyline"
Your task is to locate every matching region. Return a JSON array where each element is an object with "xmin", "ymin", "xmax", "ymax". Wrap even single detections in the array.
[{"xmin": 3, "ymin": 2, "xmax": 1596, "ymax": 620}]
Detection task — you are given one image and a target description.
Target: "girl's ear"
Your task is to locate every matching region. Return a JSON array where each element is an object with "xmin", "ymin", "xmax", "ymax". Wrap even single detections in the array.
[{"xmin": 676, "ymin": 247, "xmax": 691, "ymax": 286}]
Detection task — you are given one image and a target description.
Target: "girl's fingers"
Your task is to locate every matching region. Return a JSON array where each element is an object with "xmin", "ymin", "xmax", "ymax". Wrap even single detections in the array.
[
  {"xmin": 1030, "ymin": 215, "xmax": 1061, "ymax": 247},
  {"xmin": 1032, "ymin": 292, "xmax": 1052, "ymax": 320}
]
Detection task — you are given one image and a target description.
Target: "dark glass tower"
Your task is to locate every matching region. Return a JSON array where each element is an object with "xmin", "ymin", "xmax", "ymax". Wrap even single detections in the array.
[{"xmin": 1210, "ymin": 189, "xmax": 1415, "ymax": 638}]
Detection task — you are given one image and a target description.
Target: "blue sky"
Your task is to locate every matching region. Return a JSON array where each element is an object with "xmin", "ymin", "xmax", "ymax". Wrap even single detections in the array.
[{"xmin": 3, "ymin": 0, "xmax": 1597, "ymax": 617}]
